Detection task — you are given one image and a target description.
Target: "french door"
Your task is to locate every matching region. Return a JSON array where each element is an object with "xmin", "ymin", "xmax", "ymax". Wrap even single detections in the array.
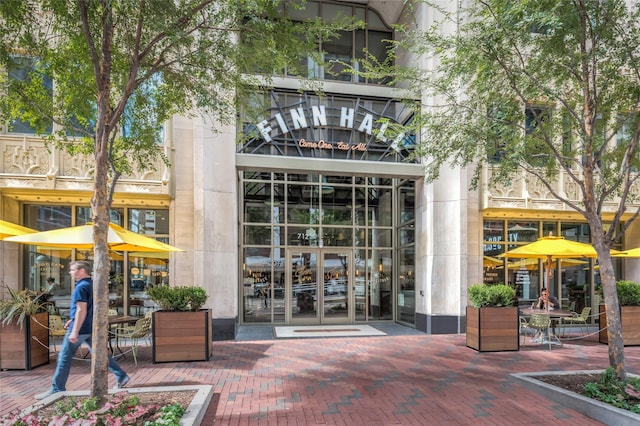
[{"xmin": 287, "ymin": 249, "xmax": 353, "ymax": 324}]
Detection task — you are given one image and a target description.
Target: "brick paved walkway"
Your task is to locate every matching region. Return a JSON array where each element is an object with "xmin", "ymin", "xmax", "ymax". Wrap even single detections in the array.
[{"xmin": 1, "ymin": 329, "xmax": 638, "ymax": 425}]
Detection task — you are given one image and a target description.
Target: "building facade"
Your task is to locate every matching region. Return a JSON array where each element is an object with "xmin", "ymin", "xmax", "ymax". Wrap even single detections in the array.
[{"xmin": 1, "ymin": 1, "xmax": 639, "ymax": 340}]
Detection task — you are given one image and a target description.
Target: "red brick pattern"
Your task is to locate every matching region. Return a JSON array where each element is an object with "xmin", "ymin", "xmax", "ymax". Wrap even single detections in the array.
[{"xmin": 1, "ymin": 333, "xmax": 637, "ymax": 425}]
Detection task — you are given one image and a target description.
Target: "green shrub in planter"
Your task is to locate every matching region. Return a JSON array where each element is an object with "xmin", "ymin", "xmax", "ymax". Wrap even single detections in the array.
[
  {"xmin": 0, "ymin": 286, "xmax": 51, "ymax": 329},
  {"xmin": 146, "ymin": 286, "xmax": 208, "ymax": 311},
  {"xmin": 468, "ymin": 283, "xmax": 516, "ymax": 308},
  {"xmin": 616, "ymin": 280, "xmax": 640, "ymax": 306}
]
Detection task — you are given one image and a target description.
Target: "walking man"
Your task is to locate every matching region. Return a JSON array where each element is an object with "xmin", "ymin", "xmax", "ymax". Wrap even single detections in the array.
[{"xmin": 35, "ymin": 260, "xmax": 129, "ymax": 399}]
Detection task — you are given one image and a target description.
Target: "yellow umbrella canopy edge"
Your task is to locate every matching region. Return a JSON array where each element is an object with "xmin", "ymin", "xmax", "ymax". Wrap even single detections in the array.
[
  {"xmin": 4, "ymin": 222, "xmax": 183, "ymax": 252},
  {"xmin": 613, "ymin": 247, "xmax": 640, "ymax": 258},
  {"xmin": 0, "ymin": 220, "xmax": 37, "ymax": 240},
  {"xmin": 499, "ymin": 236, "xmax": 599, "ymax": 259},
  {"xmin": 505, "ymin": 258, "xmax": 588, "ymax": 270},
  {"xmin": 107, "ymin": 223, "xmax": 183, "ymax": 252}
]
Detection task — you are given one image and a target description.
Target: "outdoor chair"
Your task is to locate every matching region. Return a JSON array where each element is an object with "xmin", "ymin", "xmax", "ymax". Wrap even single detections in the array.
[
  {"xmin": 110, "ymin": 316, "xmax": 151, "ymax": 365},
  {"xmin": 519, "ymin": 316, "xmax": 531, "ymax": 346},
  {"xmin": 49, "ymin": 315, "xmax": 67, "ymax": 352},
  {"xmin": 529, "ymin": 313, "xmax": 553, "ymax": 349},
  {"xmin": 561, "ymin": 307, "xmax": 591, "ymax": 336}
]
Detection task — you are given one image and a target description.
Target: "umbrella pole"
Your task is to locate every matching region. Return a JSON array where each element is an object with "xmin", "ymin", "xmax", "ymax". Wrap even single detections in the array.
[{"xmin": 546, "ymin": 255, "xmax": 552, "ymax": 312}]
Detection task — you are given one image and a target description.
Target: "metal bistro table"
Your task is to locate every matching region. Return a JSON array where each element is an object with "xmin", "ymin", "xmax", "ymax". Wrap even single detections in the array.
[
  {"xmin": 108, "ymin": 315, "xmax": 139, "ymax": 356},
  {"xmin": 521, "ymin": 308, "xmax": 574, "ymax": 346}
]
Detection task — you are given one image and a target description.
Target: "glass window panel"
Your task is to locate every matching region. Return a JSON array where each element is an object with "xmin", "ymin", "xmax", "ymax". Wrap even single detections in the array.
[
  {"xmin": 399, "ymin": 226, "xmax": 414, "ymax": 246},
  {"xmin": 369, "ymin": 228, "xmax": 392, "ymax": 248},
  {"xmin": 561, "ymin": 223, "xmax": 590, "ymax": 243},
  {"xmin": 368, "ymin": 177, "xmax": 392, "ymax": 186},
  {"xmin": 287, "ymin": 225, "xmax": 320, "ymax": 246},
  {"xmin": 367, "ymin": 10, "xmax": 388, "ymax": 30},
  {"xmin": 354, "ymin": 228, "xmax": 367, "ymax": 247},
  {"xmin": 8, "ymin": 56, "xmax": 53, "ymax": 134},
  {"xmin": 287, "ymin": 184, "xmax": 320, "ymax": 224},
  {"xmin": 368, "ymin": 187, "xmax": 392, "ymax": 226},
  {"xmin": 272, "ymin": 224, "xmax": 285, "ymax": 246},
  {"xmin": 129, "ymin": 253, "xmax": 167, "ymax": 315},
  {"xmin": 128, "ymin": 209, "xmax": 169, "ymax": 234},
  {"xmin": 370, "ymin": 249, "xmax": 392, "ymax": 320},
  {"xmin": 399, "ymin": 183, "xmax": 415, "ymax": 224},
  {"xmin": 354, "ymin": 249, "xmax": 367, "ymax": 320},
  {"xmin": 24, "ymin": 205, "xmax": 72, "ymax": 231},
  {"xmin": 542, "ymin": 222, "xmax": 557, "ymax": 238},
  {"xmin": 287, "ymin": 0, "xmax": 318, "ymax": 21},
  {"xmin": 397, "ymin": 247, "xmax": 415, "ymax": 324},
  {"xmin": 242, "ymin": 247, "xmax": 275, "ymax": 323},
  {"xmin": 321, "ymin": 186, "xmax": 352, "ymax": 226},
  {"xmin": 507, "ymin": 221, "xmax": 538, "ymax": 243},
  {"xmin": 26, "ymin": 248, "xmax": 73, "ymax": 318},
  {"xmin": 509, "ymin": 258, "xmax": 538, "ymax": 301},
  {"xmin": 484, "ymin": 221, "xmax": 504, "ymax": 252},
  {"xmin": 244, "ymin": 225, "xmax": 273, "ymax": 245},
  {"xmin": 76, "ymin": 207, "xmax": 124, "ymax": 226},
  {"xmin": 321, "ymin": 3, "xmax": 352, "ymax": 22},
  {"xmin": 245, "ymin": 201, "xmax": 271, "ymax": 224},
  {"xmin": 322, "ymin": 227, "xmax": 352, "ymax": 247},
  {"xmin": 324, "ymin": 30, "xmax": 353, "ymax": 81}
]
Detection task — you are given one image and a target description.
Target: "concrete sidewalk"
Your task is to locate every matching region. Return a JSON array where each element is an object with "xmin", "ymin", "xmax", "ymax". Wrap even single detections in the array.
[{"xmin": 1, "ymin": 325, "xmax": 638, "ymax": 425}]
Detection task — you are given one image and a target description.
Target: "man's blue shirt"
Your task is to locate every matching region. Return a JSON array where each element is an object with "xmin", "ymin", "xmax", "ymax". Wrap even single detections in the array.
[{"xmin": 68, "ymin": 277, "xmax": 93, "ymax": 334}]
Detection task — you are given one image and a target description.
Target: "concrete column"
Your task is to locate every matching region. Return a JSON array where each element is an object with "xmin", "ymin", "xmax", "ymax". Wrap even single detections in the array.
[{"xmin": 171, "ymin": 114, "xmax": 238, "ymax": 340}]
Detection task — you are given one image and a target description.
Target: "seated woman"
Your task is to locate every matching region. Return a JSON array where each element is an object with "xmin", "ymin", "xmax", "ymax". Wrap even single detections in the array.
[{"xmin": 536, "ymin": 287, "xmax": 560, "ymax": 310}]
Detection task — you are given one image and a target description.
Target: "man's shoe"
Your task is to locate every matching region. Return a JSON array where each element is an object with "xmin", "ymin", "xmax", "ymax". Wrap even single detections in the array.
[
  {"xmin": 35, "ymin": 389, "xmax": 57, "ymax": 400},
  {"xmin": 116, "ymin": 375, "xmax": 130, "ymax": 389}
]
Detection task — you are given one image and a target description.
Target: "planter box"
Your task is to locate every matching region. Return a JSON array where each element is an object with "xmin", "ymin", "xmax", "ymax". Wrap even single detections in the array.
[
  {"xmin": 466, "ymin": 306, "xmax": 519, "ymax": 352},
  {"xmin": 599, "ymin": 304, "xmax": 640, "ymax": 346},
  {"xmin": 513, "ymin": 370, "xmax": 640, "ymax": 426},
  {"xmin": 17, "ymin": 385, "xmax": 214, "ymax": 426},
  {"xmin": 152, "ymin": 309, "xmax": 213, "ymax": 363},
  {"xmin": 0, "ymin": 311, "xmax": 50, "ymax": 370}
]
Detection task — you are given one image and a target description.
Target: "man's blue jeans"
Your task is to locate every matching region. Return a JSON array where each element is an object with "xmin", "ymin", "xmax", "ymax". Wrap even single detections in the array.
[{"xmin": 51, "ymin": 330, "xmax": 127, "ymax": 392}]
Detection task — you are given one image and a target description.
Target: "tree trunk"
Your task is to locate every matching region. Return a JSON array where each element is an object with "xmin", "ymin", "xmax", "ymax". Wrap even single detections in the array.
[
  {"xmin": 591, "ymin": 223, "xmax": 626, "ymax": 381},
  {"xmin": 89, "ymin": 131, "xmax": 111, "ymax": 401}
]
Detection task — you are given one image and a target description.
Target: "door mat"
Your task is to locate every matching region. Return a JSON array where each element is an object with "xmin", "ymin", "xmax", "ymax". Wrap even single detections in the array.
[{"xmin": 274, "ymin": 325, "xmax": 386, "ymax": 338}]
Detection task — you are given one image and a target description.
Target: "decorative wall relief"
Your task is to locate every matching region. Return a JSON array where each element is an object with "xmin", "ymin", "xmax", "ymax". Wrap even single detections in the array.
[{"xmin": 4, "ymin": 144, "xmax": 49, "ymax": 174}]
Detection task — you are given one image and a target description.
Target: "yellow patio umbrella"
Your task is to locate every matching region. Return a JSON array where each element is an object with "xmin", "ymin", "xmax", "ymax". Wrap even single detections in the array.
[
  {"xmin": 0, "ymin": 219, "xmax": 37, "ymax": 240},
  {"xmin": 613, "ymin": 247, "xmax": 640, "ymax": 258},
  {"xmin": 499, "ymin": 236, "xmax": 600, "ymax": 294},
  {"xmin": 4, "ymin": 222, "xmax": 183, "ymax": 252},
  {"xmin": 505, "ymin": 257, "xmax": 587, "ymax": 270},
  {"xmin": 483, "ymin": 256, "xmax": 503, "ymax": 268},
  {"xmin": 128, "ymin": 251, "xmax": 170, "ymax": 259}
]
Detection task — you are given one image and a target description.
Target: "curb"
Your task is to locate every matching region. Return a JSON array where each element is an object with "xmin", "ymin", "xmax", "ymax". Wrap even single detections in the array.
[
  {"xmin": 21, "ymin": 385, "xmax": 213, "ymax": 426},
  {"xmin": 511, "ymin": 370, "xmax": 640, "ymax": 426}
]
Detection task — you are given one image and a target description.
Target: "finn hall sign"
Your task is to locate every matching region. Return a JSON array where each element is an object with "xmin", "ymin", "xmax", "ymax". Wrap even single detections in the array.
[{"xmin": 253, "ymin": 99, "xmax": 409, "ymax": 151}]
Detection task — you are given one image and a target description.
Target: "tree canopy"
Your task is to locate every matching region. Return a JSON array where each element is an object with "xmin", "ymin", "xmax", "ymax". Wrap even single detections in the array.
[
  {"xmin": 385, "ymin": 0, "xmax": 640, "ymax": 379},
  {"xmin": 0, "ymin": 0, "xmax": 353, "ymax": 399}
]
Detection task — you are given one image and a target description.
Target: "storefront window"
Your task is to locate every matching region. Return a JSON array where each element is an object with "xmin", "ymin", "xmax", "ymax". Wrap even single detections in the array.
[
  {"xmin": 242, "ymin": 247, "xmax": 284, "ymax": 323},
  {"xmin": 22, "ymin": 205, "xmax": 170, "ymax": 319},
  {"xmin": 483, "ymin": 219, "xmax": 624, "ymax": 318},
  {"xmin": 240, "ymin": 171, "xmax": 405, "ymax": 323}
]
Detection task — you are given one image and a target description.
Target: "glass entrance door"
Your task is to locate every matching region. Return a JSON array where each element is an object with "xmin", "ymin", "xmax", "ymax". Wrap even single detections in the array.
[{"xmin": 288, "ymin": 249, "xmax": 352, "ymax": 324}]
